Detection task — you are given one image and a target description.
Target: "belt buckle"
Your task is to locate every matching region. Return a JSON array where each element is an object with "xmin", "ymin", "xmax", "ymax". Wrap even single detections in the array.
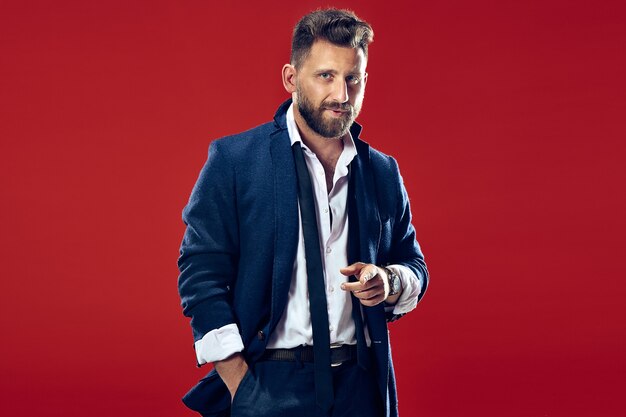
[{"xmin": 330, "ymin": 343, "xmax": 343, "ymax": 367}]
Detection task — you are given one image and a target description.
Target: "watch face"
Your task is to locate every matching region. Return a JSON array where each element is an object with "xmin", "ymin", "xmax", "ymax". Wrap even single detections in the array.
[
  {"xmin": 387, "ymin": 269, "xmax": 401, "ymax": 295},
  {"xmin": 392, "ymin": 276, "xmax": 401, "ymax": 294}
]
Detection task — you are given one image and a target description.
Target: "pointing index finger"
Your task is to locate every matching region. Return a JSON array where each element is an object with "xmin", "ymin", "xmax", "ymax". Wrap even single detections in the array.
[{"xmin": 341, "ymin": 281, "xmax": 363, "ymax": 291}]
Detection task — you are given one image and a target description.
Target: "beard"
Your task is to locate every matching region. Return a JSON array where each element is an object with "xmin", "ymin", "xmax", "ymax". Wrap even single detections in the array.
[{"xmin": 296, "ymin": 85, "xmax": 361, "ymax": 139}]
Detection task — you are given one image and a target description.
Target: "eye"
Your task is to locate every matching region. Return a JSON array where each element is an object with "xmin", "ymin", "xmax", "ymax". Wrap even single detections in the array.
[
  {"xmin": 319, "ymin": 72, "xmax": 332, "ymax": 80},
  {"xmin": 346, "ymin": 75, "xmax": 361, "ymax": 85}
]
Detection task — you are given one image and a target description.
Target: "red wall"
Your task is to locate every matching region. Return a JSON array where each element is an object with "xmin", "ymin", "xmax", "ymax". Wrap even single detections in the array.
[{"xmin": 1, "ymin": 1, "xmax": 624, "ymax": 416}]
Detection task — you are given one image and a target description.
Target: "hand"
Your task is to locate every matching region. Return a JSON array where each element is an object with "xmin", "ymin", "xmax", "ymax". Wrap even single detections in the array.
[
  {"xmin": 340, "ymin": 262, "xmax": 390, "ymax": 307},
  {"xmin": 214, "ymin": 353, "xmax": 249, "ymax": 402}
]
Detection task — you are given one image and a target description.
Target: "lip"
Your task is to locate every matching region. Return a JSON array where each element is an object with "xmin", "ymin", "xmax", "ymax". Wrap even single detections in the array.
[{"xmin": 325, "ymin": 108, "xmax": 349, "ymax": 114}]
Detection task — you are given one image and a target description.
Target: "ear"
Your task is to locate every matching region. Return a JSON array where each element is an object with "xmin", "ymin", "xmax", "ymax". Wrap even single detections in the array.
[
  {"xmin": 362, "ymin": 72, "xmax": 368, "ymax": 87},
  {"xmin": 282, "ymin": 64, "xmax": 297, "ymax": 94}
]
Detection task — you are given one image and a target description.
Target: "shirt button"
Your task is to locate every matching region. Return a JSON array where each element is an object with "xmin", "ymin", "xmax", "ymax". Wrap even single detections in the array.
[
  {"xmin": 326, "ymin": 247, "xmax": 332, "ymax": 254},
  {"xmin": 329, "ymin": 325, "xmax": 334, "ymax": 332},
  {"xmin": 323, "ymin": 208, "xmax": 329, "ymax": 214},
  {"xmin": 329, "ymin": 286, "xmax": 334, "ymax": 293}
]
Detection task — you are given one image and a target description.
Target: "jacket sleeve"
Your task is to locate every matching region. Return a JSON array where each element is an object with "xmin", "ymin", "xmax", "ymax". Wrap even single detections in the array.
[
  {"xmin": 386, "ymin": 156, "xmax": 429, "ymax": 321},
  {"xmin": 178, "ymin": 139, "xmax": 240, "ymax": 342}
]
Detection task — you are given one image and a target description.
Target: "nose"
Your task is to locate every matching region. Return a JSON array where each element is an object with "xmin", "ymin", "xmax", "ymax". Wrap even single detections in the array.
[{"xmin": 330, "ymin": 78, "xmax": 349, "ymax": 103}]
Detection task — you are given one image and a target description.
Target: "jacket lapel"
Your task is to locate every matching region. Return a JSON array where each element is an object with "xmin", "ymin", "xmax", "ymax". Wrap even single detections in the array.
[
  {"xmin": 349, "ymin": 140, "xmax": 382, "ymax": 265},
  {"xmin": 268, "ymin": 109, "xmax": 299, "ymax": 334}
]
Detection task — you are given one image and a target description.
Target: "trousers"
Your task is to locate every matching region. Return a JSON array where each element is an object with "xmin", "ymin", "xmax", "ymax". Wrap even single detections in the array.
[{"xmin": 230, "ymin": 358, "xmax": 384, "ymax": 417}]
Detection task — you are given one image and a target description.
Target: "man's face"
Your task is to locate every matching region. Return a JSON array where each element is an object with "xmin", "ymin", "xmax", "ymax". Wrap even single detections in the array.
[{"xmin": 294, "ymin": 40, "xmax": 367, "ymax": 139}]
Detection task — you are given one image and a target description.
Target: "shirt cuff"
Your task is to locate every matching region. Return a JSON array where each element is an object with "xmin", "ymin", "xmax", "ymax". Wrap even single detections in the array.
[
  {"xmin": 384, "ymin": 264, "xmax": 422, "ymax": 315},
  {"xmin": 194, "ymin": 323, "xmax": 245, "ymax": 365}
]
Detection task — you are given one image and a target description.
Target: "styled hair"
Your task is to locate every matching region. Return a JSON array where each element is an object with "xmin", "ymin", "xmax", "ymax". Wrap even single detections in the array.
[{"xmin": 290, "ymin": 8, "xmax": 374, "ymax": 68}]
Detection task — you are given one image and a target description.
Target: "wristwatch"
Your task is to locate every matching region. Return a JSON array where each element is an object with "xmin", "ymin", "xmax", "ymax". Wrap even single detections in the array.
[{"xmin": 384, "ymin": 266, "xmax": 402, "ymax": 296}]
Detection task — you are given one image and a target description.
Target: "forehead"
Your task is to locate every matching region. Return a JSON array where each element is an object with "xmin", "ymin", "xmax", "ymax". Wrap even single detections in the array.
[{"xmin": 301, "ymin": 39, "xmax": 367, "ymax": 73}]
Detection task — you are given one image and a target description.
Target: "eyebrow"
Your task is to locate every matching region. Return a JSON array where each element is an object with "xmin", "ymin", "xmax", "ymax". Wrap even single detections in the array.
[
  {"xmin": 313, "ymin": 69, "xmax": 365, "ymax": 76},
  {"xmin": 314, "ymin": 69, "xmax": 338, "ymax": 74}
]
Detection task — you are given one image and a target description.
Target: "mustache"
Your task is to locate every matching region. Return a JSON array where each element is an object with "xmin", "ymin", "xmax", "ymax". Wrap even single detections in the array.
[{"xmin": 322, "ymin": 101, "xmax": 352, "ymax": 112}]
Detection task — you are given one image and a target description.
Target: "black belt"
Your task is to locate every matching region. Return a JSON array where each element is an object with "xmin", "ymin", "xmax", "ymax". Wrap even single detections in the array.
[{"xmin": 260, "ymin": 344, "xmax": 357, "ymax": 367}]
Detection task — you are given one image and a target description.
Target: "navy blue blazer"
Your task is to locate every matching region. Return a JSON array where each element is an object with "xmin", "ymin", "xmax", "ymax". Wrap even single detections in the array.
[{"xmin": 178, "ymin": 99, "xmax": 428, "ymax": 417}]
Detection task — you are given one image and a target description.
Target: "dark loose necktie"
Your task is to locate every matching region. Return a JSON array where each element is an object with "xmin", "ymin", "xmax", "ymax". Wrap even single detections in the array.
[
  {"xmin": 347, "ymin": 170, "xmax": 371, "ymax": 371},
  {"xmin": 292, "ymin": 143, "xmax": 334, "ymax": 412}
]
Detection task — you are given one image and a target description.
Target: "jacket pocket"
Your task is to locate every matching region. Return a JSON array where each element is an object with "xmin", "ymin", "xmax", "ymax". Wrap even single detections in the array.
[
  {"xmin": 182, "ymin": 369, "xmax": 230, "ymax": 416},
  {"xmin": 231, "ymin": 367, "xmax": 255, "ymax": 411}
]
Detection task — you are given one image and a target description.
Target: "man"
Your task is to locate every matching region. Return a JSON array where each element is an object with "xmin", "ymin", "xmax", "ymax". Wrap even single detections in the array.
[{"xmin": 178, "ymin": 8, "xmax": 428, "ymax": 417}]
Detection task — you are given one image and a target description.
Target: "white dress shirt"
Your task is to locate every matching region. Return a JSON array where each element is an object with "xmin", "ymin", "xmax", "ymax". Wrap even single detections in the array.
[{"xmin": 194, "ymin": 104, "xmax": 422, "ymax": 365}]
